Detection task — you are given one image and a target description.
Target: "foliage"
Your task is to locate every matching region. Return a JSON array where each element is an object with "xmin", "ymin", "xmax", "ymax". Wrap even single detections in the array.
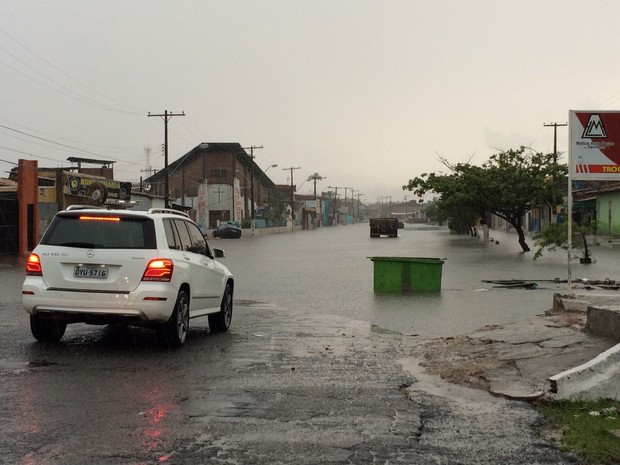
[
  {"xmin": 421, "ymin": 201, "xmax": 447, "ymax": 224},
  {"xmin": 403, "ymin": 147, "xmax": 567, "ymax": 252},
  {"xmin": 260, "ymin": 202, "xmax": 287, "ymax": 222},
  {"xmin": 533, "ymin": 217, "xmax": 599, "ymax": 260},
  {"xmin": 537, "ymin": 399, "xmax": 620, "ymax": 464},
  {"xmin": 448, "ymin": 207, "xmax": 478, "ymax": 234}
]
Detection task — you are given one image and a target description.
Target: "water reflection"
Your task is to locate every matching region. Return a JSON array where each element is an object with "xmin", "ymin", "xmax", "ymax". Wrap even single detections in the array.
[
  {"xmin": 10, "ymin": 346, "xmax": 177, "ymax": 464},
  {"xmin": 222, "ymin": 224, "xmax": 619, "ymax": 338}
]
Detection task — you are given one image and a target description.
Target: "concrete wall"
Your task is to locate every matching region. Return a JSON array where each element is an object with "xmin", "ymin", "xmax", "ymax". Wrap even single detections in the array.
[{"xmin": 586, "ymin": 305, "xmax": 620, "ymax": 342}]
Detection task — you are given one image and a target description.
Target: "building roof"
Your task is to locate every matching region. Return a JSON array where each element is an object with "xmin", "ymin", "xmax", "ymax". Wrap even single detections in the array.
[
  {"xmin": 145, "ymin": 142, "xmax": 276, "ymax": 188},
  {"xmin": 0, "ymin": 178, "xmax": 17, "ymax": 191},
  {"xmin": 67, "ymin": 157, "xmax": 116, "ymax": 166}
]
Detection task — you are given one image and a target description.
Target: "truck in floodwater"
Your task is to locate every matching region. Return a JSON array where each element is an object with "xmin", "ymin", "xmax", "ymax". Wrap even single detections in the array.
[{"xmin": 369, "ymin": 217, "xmax": 401, "ymax": 238}]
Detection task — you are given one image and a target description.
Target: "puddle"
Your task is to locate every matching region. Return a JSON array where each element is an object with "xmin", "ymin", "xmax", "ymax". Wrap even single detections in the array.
[{"xmin": 183, "ymin": 392, "xmax": 262, "ymax": 418}]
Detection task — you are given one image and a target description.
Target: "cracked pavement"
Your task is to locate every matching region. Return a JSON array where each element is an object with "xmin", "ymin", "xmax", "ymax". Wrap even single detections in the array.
[
  {"xmin": 0, "ymin": 303, "xmax": 586, "ymax": 464},
  {"xmin": 413, "ymin": 308, "xmax": 617, "ymax": 401}
]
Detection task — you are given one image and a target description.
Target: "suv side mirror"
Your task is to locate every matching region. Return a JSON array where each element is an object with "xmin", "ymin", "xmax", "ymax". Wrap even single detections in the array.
[{"xmin": 213, "ymin": 248, "xmax": 226, "ymax": 258}]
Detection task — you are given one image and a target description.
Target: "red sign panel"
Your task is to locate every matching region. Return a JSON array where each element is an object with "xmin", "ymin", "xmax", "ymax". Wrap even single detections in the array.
[{"xmin": 570, "ymin": 111, "xmax": 620, "ymax": 180}]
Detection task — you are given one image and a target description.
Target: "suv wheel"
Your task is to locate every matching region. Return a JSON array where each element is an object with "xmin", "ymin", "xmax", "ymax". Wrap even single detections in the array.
[
  {"xmin": 30, "ymin": 314, "xmax": 67, "ymax": 342},
  {"xmin": 209, "ymin": 283, "xmax": 233, "ymax": 332},
  {"xmin": 158, "ymin": 289, "xmax": 189, "ymax": 348}
]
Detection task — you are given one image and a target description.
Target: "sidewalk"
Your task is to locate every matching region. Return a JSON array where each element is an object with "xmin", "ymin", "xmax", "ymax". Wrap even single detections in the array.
[{"xmin": 412, "ymin": 293, "xmax": 620, "ymax": 401}]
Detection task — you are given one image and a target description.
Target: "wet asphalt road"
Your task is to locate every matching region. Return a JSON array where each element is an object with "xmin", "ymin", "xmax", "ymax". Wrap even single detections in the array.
[{"xmin": 0, "ymin": 226, "xmax": 594, "ymax": 464}]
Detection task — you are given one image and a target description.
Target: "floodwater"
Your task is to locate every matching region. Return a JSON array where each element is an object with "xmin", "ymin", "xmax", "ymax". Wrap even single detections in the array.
[
  {"xmin": 2, "ymin": 222, "xmax": 617, "ymax": 339},
  {"xmin": 220, "ymin": 223, "xmax": 620, "ymax": 338}
]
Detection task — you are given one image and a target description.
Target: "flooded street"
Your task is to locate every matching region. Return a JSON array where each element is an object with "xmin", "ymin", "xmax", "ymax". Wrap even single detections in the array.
[
  {"xmin": 2, "ymin": 223, "xmax": 617, "ymax": 341},
  {"xmin": 0, "ymin": 225, "xmax": 614, "ymax": 464},
  {"xmin": 221, "ymin": 223, "xmax": 618, "ymax": 337}
]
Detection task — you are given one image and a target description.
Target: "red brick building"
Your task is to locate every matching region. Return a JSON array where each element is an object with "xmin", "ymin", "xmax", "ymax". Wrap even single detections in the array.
[{"xmin": 145, "ymin": 143, "xmax": 285, "ymax": 229}]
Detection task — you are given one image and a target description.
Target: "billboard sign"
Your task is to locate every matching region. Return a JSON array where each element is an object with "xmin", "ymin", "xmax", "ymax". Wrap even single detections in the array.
[
  {"xmin": 65, "ymin": 175, "xmax": 132, "ymax": 201},
  {"xmin": 570, "ymin": 111, "xmax": 620, "ymax": 180}
]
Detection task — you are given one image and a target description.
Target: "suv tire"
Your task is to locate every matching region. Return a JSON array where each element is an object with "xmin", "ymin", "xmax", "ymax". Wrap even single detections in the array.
[
  {"xmin": 157, "ymin": 289, "xmax": 189, "ymax": 348},
  {"xmin": 30, "ymin": 315, "xmax": 67, "ymax": 342},
  {"xmin": 209, "ymin": 283, "xmax": 233, "ymax": 332}
]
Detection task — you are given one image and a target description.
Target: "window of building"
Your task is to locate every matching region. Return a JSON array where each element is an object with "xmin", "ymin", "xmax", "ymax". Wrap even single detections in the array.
[{"xmin": 211, "ymin": 168, "xmax": 227, "ymax": 178}]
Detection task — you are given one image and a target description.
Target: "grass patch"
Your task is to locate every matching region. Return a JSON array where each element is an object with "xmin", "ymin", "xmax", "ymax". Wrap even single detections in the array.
[{"xmin": 537, "ymin": 399, "xmax": 620, "ymax": 464}]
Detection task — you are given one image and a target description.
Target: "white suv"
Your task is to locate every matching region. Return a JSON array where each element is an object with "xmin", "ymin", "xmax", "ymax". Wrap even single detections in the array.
[{"xmin": 22, "ymin": 207, "xmax": 234, "ymax": 347}]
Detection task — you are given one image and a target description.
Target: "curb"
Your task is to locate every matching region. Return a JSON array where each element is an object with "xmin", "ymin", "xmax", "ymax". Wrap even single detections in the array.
[{"xmin": 549, "ymin": 343, "xmax": 620, "ymax": 399}]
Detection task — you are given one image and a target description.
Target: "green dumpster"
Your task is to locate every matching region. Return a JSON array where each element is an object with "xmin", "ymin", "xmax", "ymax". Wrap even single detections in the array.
[{"xmin": 368, "ymin": 256, "xmax": 444, "ymax": 292}]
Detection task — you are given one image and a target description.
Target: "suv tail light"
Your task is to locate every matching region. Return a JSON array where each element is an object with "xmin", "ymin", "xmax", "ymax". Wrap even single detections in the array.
[
  {"xmin": 142, "ymin": 259, "xmax": 173, "ymax": 282},
  {"xmin": 26, "ymin": 253, "xmax": 42, "ymax": 276}
]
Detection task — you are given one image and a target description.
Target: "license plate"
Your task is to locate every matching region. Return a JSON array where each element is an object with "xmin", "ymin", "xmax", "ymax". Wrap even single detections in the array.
[{"xmin": 74, "ymin": 265, "xmax": 109, "ymax": 279}]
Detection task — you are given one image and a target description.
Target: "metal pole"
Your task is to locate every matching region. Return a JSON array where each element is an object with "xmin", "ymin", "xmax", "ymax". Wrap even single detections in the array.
[
  {"xmin": 164, "ymin": 111, "xmax": 169, "ymax": 207},
  {"xmin": 567, "ymin": 116, "xmax": 573, "ymax": 292},
  {"xmin": 250, "ymin": 148, "xmax": 255, "ymax": 220}
]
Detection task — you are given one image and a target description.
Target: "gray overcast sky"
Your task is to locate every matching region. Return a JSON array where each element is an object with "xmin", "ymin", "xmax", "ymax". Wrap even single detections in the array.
[{"xmin": 2, "ymin": 0, "xmax": 620, "ymax": 203}]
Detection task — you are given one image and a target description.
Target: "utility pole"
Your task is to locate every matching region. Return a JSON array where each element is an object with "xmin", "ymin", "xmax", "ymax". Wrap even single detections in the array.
[
  {"xmin": 356, "ymin": 193, "xmax": 364, "ymax": 219},
  {"xmin": 349, "ymin": 189, "xmax": 357, "ymax": 222},
  {"xmin": 242, "ymin": 145, "xmax": 263, "ymax": 224},
  {"xmin": 328, "ymin": 186, "xmax": 342, "ymax": 226},
  {"xmin": 306, "ymin": 173, "xmax": 325, "ymax": 229},
  {"xmin": 343, "ymin": 187, "xmax": 354, "ymax": 222},
  {"xmin": 283, "ymin": 166, "xmax": 301, "ymax": 223},
  {"xmin": 544, "ymin": 122, "xmax": 568, "ymax": 224},
  {"xmin": 148, "ymin": 110, "xmax": 185, "ymax": 208},
  {"xmin": 543, "ymin": 122, "xmax": 568, "ymax": 166}
]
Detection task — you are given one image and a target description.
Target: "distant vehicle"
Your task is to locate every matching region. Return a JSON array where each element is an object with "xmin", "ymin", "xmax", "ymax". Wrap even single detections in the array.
[
  {"xmin": 369, "ymin": 218, "xmax": 399, "ymax": 238},
  {"xmin": 22, "ymin": 207, "xmax": 234, "ymax": 347},
  {"xmin": 213, "ymin": 221, "xmax": 242, "ymax": 239}
]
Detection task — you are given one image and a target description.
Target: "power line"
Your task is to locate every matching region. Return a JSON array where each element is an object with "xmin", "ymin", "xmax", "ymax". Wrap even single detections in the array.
[
  {"xmin": 0, "ymin": 116, "xmax": 146, "ymax": 156},
  {"xmin": 0, "ymin": 26, "xmax": 144, "ymax": 116},
  {"xmin": 0, "ymin": 123, "xmax": 146, "ymax": 167}
]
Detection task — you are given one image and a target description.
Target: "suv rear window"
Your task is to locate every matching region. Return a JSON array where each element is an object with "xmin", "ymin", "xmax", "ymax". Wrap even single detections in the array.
[{"xmin": 41, "ymin": 213, "xmax": 156, "ymax": 249}]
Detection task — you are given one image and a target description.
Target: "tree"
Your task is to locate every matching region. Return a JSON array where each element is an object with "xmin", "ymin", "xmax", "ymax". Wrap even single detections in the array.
[
  {"xmin": 533, "ymin": 216, "xmax": 598, "ymax": 262},
  {"xmin": 403, "ymin": 147, "xmax": 567, "ymax": 252}
]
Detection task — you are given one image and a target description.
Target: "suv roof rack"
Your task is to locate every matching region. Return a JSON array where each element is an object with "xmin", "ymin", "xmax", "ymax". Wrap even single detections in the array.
[
  {"xmin": 65, "ymin": 204, "xmax": 104, "ymax": 211},
  {"xmin": 147, "ymin": 208, "xmax": 190, "ymax": 218}
]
